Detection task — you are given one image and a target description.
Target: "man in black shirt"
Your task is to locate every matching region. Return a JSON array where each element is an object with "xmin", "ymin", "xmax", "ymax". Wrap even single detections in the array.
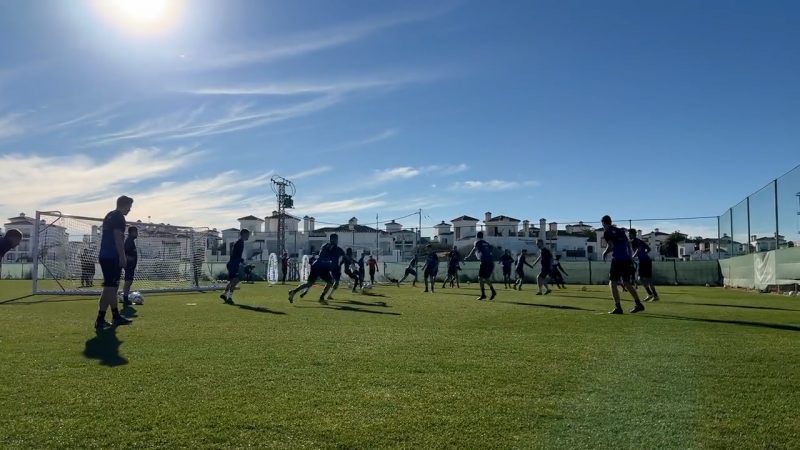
[
  {"xmin": 220, "ymin": 229, "xmax": 250, "ymax": 304},
  {"xmin": 121, "ymin": 226, "xmax": 138, "ymax": 306},
  {"xmin": 95, "ymin": 196, "xmax": 134, "ymax": 331}
]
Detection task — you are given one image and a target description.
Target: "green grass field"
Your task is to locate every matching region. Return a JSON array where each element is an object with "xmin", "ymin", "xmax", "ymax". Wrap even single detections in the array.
[{"xmin": 1, "ymin": 280, "xmax": 798, "ymax": 449}]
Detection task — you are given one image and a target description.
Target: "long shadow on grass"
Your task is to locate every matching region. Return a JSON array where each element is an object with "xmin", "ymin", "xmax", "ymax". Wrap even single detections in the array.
[
  {"xmin": 0, "ymin": 295, "xmax": 96, "ymax": 305},
  {"xmin": 502, "ymin": 301, "xmax": 595, "ymax": 312},
  {"xmin": 83, "ymin": 327, "xmax": 128, "ymax": 367},
  {"xmin": 644, "ymin": 313, "xmax": 800, "ymax": 332},
  {"xmin": 323, "ymin": 305, "xmax": 401, "ymax": 316},
  {"xmin": 547, "ymin": 293, "xmax": 611, "ymax": 301},
  {"xmin": 332, "ymin": 300, "xmax": 390, "ymax": 308},
  {"xmin": 682, "ymin": 303, "xmax": 800, "ymax": 312},
  {"xmin": 232, "ymin": 303, "xmax": 287, "ymax": 315}
]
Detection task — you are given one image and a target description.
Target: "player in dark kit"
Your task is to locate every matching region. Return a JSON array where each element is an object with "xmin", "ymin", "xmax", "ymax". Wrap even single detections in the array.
[
  {"xmin": 121, "ymin": 226, "xmax": 138, "ymax": 306},
  {"xmin": 531, "ymin": 239, "xmax": 553, "ymax": 295},
  {"xmin": 94, "ymin": 195, "xmax": 134, "ymax": 331},
  {"xmin": 220, "ymin": 229, "xmax": 250, "ymax": 304},
  {"xmin": 500, "ymin": 250, "xmax": 514, "ymax": 288},
  {"xmin": 281, "ymin": 251, "xmax": 289, "ymax": 284},
  {"xmin": 602, "ymin": 215, "xmax": 644, "ymax": 314},
  {"xmin": 421, "ymin": 245, "xmax": 439, "ymax": 293},
  {"xmin": 465, "ymin": 231, "xmax": 496, "ymax": 301},
  {"xmin": 513, "ymin": 249, "xmax": 534, "ymax": 290},
  {"xmin": 0, "ymin": 229, "xmax": 22, "ymax": 270},
  {"xmin": 288, "ymin": 234, "xmax": 344, "ymax": 304},
  {"xmin": 330, "ymin": 247, "xmax": 357, "ymax": 299},
  {"xmin": 550, "ymin": 255, "xmax": 568, "ymax": 289},
  {"xmin": 367, "ymin": 255, "xmax": 379, "ymax": 284},
  {"xmin": 355, "ymin": 254, "xmax": 366, "ymax": 291},
  {"xmin": 397, "ymin": 255, "xmax": 418, "ymax": 286},
  {"xmin": 80, "ymin": 248, "xmax": 96, "ymax": 288},
  {"xmin": 442, "ymin": 246, "xmax": 461, "ymax": 289},
  {"xmin": 630, "ymin": 229, "xmax": 659, "ymax": 301}
]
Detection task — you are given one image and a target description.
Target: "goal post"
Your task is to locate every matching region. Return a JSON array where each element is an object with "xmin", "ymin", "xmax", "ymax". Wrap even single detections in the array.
[{"xmin": 31, "ymin": 211, "xmax": 221, "ymax": 295}]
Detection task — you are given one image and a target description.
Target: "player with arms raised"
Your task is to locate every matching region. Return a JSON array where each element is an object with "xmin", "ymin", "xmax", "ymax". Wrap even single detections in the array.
[
  {"xmin": 465, "ymin": 231, "xmax": 496, "ymax": 301},
  {"xmin": 602, "ymin": 215, "xmax": 644, "ymax": 314}
]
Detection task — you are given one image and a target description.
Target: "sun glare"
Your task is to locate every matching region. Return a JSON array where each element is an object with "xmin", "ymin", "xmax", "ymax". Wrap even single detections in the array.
[{"xmin": 95, "ymin": 0, "xmax": 183, "ymax": 34}]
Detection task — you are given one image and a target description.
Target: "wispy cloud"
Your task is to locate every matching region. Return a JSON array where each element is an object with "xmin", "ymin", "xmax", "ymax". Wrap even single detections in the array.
[
  {"xmin": 371, "ymin": 163, "xmax": 469, "ymax": 183},
  {"xmin": 86, "ymin": 95, "xmax": 339, "ymax": 145},
  {"xmin": 180, "ymin": 5, "xmax": 455, "ymax": 70},
  {"xmin": 53, "ymin": 103, "xmax": 123, "ymax": 129},
  {"xmin": 0, "ymin": 113, "xmax": 24, "ymax": 139},
  {"xmin": 448, "ymin": 180, "xmax": 540, "ymax": 191},
  {"xmin": 295, "ymin": 193, "xmax": 388, "ymax": 215},
  {"xmin": 287, "ymin": 166, "xmax": 332, "ymax": 180},
  {"xmin": 0, "ymin": 149, "xmax": 273, "ymax": 229}
]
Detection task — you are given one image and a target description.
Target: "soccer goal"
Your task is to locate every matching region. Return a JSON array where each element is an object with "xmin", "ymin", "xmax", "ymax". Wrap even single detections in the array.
[{"xmin": 31, "ymin": 211, "xmax": 221, "ymax": 295}]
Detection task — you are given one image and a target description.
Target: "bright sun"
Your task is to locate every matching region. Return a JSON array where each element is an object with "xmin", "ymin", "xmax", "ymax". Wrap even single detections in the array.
[{"xmin": 95, "ymin": 0, "xmax": 183, "ymax": 33}]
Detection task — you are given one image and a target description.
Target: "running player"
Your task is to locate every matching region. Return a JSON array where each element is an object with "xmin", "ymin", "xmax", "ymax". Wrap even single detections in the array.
[
  {"xmin": 513, "ymin": 249, "xmax": 534, "ymax": 290},
  {"xmin": 500, "ymin": 249, "xmax": 514, "ymax": 288},
  {"xmin": 551, "ymin": 255, "xmax": 568, "ymax": 289},
  {"xmin": 355, "ymin": 254, "xmax": 366, "ymax": 290},
  {"xmin": 602, "ymin": 215, "xmax": 644, "ymax": 314},
  {"xmin": 220, "ymin": 229, "xmax": 250, "ymax": 304},
  {"xmin": 94, "ymin": 195, "xmax": 134, "ymax": 331},
  {"xmin": 121, "ymin": 226, "xmax": 138, "ymax": 306},
  {"xmin": 288, "ymin": 234, "xmax": 344, "ymax": 304},
  {"xmin": 465, "ymin": 231, "xmax": 496, "ymax": 301},
  {"xmin": 630, "ymin": 229, "xmax": 659, "ymax": 301},
  {"xmin": 397, "ymin": 254, "xmax": 418, "ymax": 287},
  {"xmin": 531, "ymin": 239, "xmax": 553, "ymax": 295},
  {"xmin": 367, "ymin": 254, "xmax": 379, "ymax": 284},
  {"xmin": 442, "ymin": 246, "xmax": 461, "ymax": 289},
  {"xmin": 421, "ymin": 245, "xmax": 439, "ymax": 293}
]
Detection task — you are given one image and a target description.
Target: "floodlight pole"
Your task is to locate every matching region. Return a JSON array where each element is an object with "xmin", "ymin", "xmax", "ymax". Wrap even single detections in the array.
[{"xmin": 271, "ymin": 176, "xmax": 296, "ymax": 256}]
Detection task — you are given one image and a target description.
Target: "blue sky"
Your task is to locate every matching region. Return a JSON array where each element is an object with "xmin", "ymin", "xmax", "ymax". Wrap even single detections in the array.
[{"xmin": 0, "ymin": 0, "xmax": 798, "ymax": 238}]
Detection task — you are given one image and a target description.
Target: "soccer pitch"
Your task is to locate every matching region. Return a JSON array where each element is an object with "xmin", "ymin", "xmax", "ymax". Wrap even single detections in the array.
[{"xmin": 1, "ymin": 280, "xmax": 798, "ymax": 448}]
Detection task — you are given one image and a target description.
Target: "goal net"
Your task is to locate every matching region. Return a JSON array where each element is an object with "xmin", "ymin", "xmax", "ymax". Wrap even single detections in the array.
[{"xmin": 31, "ymin": 211, "xmax": 220, "ymax": 295}]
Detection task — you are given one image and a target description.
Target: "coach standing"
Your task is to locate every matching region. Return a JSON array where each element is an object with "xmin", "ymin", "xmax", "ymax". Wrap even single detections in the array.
[{"xmin": 95, "ymin": 196, "xmax": 134, "ymax": 331}]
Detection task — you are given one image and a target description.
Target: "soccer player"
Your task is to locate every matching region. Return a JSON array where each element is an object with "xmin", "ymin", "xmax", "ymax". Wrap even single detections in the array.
[
  {"xmin": 397, "ymin": 254, "xmax": 419, "ymax": 287},
  {"xmin": 602, "ymin": 215, "xmax": 644, "ymax": 314},
  {"xmin": 355, "ymin": 254, "xmax": 366, "ymax": 291},
  {"xmin": 513, "ymin": 249, "xmax": 534, "ymax": 290},
  {"xmin": 80, "ymin": 248, "xmax": 95, "ymax": 288},
  {"xmin": 288, "ymin": 234, "xmax": 343, "ymax": 304},
  {"xmin": 121, "ymin": 226, "xmax": 138, "ymax": 306},
  {"xmin": 500, "ymin": 249, "xmax": 514, "ymax": 288},
  {"xmin": 442, "ymin": 246, "xmax": 461, "ymax": 289},
  {"xmin": 94, "ymin": 195, "xmax": 134, "ymax": 331},
  {"xmin": 630, "ymin": 229, "xmax": 659, "ymax": 301},
  {"xmin": 220, "ymin": 229, "xmax": 250, "ymax": 305},
  {"xmin": 0, "ymin": 229, "xmax": 22, "ymax": 270},
  {"xmin": 281, "ymin": 251, "xmax": 290, "ymax": 284},
  {"xmin": 421, "ymin": 245, "xmax": 439, "ymax": 293},
  {"xmin": 367, "ymin": 254, "xmax": 379, "ymax": 284},
  {"xmin": 329, "ymin": 247, "xmax": 357, "ymax": 300},
  {"xmin": 551, "ymin": 255, "xmax": 568, "ymax": 289},
  {"xmin": 465, "ymin": 231, "xmax": 496, "ymax": 301},
  {"xmin": 531, "ymin": 239, "xmax": 553, "ymax": 295}
]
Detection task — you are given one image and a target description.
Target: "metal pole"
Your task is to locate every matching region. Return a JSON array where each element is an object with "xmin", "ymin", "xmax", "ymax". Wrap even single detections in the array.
[
  {"xmin": 418, "ymin": 209, "xmax": 422, "ymax": 244},
  {"xmin": 774, "ymin": 179, "xmax": 779, "ymax": 250},
  {"xmin": 31, "ymin": 211, "xmax": 41, "ymax": 295},
  {"xmin": 730, "ymin": 208, "xmax": 734, "ymax": 256},
  {"xmin": 746, "ymin": 197, "xmax": 751, "ymax": 254},
  {"xmin": 717, "ymin": 215, "xmax": 721, "ymax": 260},
  {"xmin": 376, "ymin": 214, "xmax": 379, "ymax": 255}
]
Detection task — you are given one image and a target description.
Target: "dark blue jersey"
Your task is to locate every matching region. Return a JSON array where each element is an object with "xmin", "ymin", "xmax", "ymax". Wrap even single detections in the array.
[
  {"xmin": 318, "ymin": 243, "xmax": 345, "ymax": 267},
  {"xmin": 631, "ymin": 238, "xmax": 651, "ymax": 262},
  {"xmin": 474, "ymin": 239, "xmax": 493, "ymax": 262},
  {"xmin": 357, "ymin": 257, "xmax": 365, "ymax": 272},
  {"xmin": 448, "ymin": 251, "xmax": 460, "ymax": 269},
  {"xmin": 407, "ymin": 256, "xmax": 418, "ymax": 270},
  {"xmin": 603, "ymin": 226, "xmax": 632, "ymax": 261},
  {"xmin": 500, "ymin": 253, "xmax": 514, "ymax": 270},
  {"xmin": 539, "ymin": 248, "xmax": 553, "ymax": 269},
  {"xmin": 230, "ymin": 239, "xmax": 245, "ymax": 264},
  {"xmin": 425, "ymin": 252, "xmax": 439, "ymax": 269},
  {"xmin": 99, "ymin": 210, "xmax": 126, "ymax": 259},
  {"xmin": 0, "ymin": 237, "xmax": 13, "ymax": 258},
  {"xmin": 124, "ymin": 236, "xmax": 137, "ymax": 264},
  {"xmin": 516, "ymin": 254, "xmax": 529, "ymax": 270}
]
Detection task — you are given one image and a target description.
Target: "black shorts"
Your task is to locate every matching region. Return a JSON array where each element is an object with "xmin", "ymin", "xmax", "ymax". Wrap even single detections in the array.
[
  {"xmin": 515, "ymin": 267, "xmax": 525, "ymax": 278},
  {"xmin": 502, "ymin": 267, "xmax": 512, "ymax": 276},
  {"xmin": 424, "ymin": 268, "xmax": 438, "ymax": 278},
  {"xmin": 404, "ymin": 268, "xmax": 417, "ymax": 277},
  {"xmin": 551, "ymin": 271, "xmax": 565, "ymax": 283},
  {"xmin": 447, "ymin": 266, "xmax": 458, "ymax": 277},
  {"xmin": 478, "ymin": 261, "xmax": 494, "ymax": 279},
  {"xmin": 345, "ymin": 268, "xmax": 357, "ymax": 280},
  {"xmin": 308, "ymin": 264, "xmax": 334, "ymax": 284},
  {"xmin": 539, "ymin": 268, "xmax": 551, "ymax": 279},
  {"xmin": 331, "ymin": 267, "xmax": 342, "ymax": 281},
  {"xmin": 99, "ymin": 257, "xmax": 121, "ymax": 287},
  {"xmin": 610, "ymin": 260, "xmax": 635, "ymax": 283},
  {"xmin": 124, "ymin": 264, "xmax": 136, "ymax": 281},
  {"xmin": 227, "ymin": 261, "xmax": 241, "ymax": 279},
  {"xmin": 638, "ymin": 260, "xmax": 653, "ymax": 279}
]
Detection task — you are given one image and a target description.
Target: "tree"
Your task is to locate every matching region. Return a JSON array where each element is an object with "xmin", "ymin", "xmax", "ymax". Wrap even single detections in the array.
[{"xmin": 659, "ymin": 232, "xmax": 684, "ymax": 258}]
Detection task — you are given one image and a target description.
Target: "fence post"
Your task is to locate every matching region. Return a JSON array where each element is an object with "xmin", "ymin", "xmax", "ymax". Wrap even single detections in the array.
[
  {"xmin": 588, "ymin": 259, "xmax": 592, "ymax": 285},
  {"xmin": 774, "ymin": 179, "xmax": 780, "ymax": 250},
  {"xmin": 746, "ymin": 197, "xmax": 751, "ymax": 254},
  {"xmin": 729, "ymin": 208, "xmax": 734, "ymax": 256},
  {"xmin": 31, "ymin": 211, "xmax": 41, "ymax": 294},
  {"xmin": 673, "ymin": 260, "xmax": 678, "ymax": 285}
]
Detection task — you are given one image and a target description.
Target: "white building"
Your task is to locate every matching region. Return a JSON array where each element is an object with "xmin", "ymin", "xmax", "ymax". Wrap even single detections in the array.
[
  {"xmin": 451, "ymin": 216, "xmax": 479, "ymax": 241},
  {"xmin": 484, "ymin": 212, "xmax": 520, "ymax": 237},
  {"xmin": 2, "ymin": 213, "xmax": 67, "ymax": 263}
]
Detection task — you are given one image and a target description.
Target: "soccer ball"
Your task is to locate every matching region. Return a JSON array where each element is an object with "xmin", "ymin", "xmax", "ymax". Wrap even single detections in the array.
[{"xmin": 130, "ymin": 291, "xmax": 144, "ymax": 305}]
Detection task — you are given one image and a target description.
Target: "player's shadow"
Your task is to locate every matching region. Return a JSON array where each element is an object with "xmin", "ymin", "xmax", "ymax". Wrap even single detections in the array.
[
  {"xmin": 231, "ymin": 303, "xmax": 287, "ymax": 315},
  {"xmin": 121, "ymin": 305, "xmax": 138, "ymax": 318},
  {"xmin": 359, "ymin": 291, "xmax": 388, "ymax": 298},
  {"xmin": 334, "ymin": 300, "xmax": 390, "ymax": 308},
  {"xmin": 683, "ymin": 302, "xmax": 800, "ymax": 312},
  {"xmin": 83, "ymin": 327, "xmax": 128, "ymax": 367},
  {"xmin": 0, "ymin": 295, "xmax": 96, "ymax": 305},
  {"xmin": 504, "ymin": 301, "xmax": 594, "ymax": 312},
  {"xmin": 324, "ymin": 305, "xmax": 401, "ymax": 316},
  {"xmin": 644, "ymin": 313, "xmax": 800, "ymax": 332},
  {"xmin": 550, "ymin": 293, "xmax": 611, "ymax": 301}
]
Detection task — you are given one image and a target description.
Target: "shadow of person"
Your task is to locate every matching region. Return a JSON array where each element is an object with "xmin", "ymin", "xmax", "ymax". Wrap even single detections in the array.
[
  {"xmin": 83, "ymin": 327, "xmax": 128, "ymax": 367},
  {"xmin": 233, "ymin": 303, "xmax": 287, "ymax": 315}
]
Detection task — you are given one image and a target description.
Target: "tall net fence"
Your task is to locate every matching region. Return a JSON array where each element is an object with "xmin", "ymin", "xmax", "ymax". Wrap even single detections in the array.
[{"xmin": 32, "ymin": 211, "xmax": 220, "ymax": 294}]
